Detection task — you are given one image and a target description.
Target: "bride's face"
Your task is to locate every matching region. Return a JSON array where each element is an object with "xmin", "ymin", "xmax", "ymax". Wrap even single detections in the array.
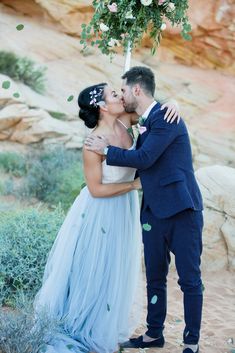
[{"xmin": 103, "ymin": 85, "xmax": 124, "ymax": 115}]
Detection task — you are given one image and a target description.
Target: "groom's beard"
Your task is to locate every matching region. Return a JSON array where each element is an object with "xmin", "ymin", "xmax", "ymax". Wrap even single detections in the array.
[{"xmin": 124, "ymin": 99, "xmax": 138, "ymax": 113}]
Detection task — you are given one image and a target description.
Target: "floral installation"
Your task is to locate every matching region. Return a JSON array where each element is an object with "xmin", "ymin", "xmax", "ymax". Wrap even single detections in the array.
[{"xmin": 81, "ymin": 0, "xmax": 191, "ymax": 56}]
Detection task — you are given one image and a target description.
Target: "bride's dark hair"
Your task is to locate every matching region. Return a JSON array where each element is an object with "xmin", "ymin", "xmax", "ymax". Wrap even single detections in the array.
[{"xmin": 78, "ymin": 83, "xmax": 107, "ymax": 129}]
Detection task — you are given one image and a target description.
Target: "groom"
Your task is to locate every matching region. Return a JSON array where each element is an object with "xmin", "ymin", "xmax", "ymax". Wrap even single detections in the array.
[{"xmin": 85, "ymin": 66, "xmax": 203, "ymax": 353}]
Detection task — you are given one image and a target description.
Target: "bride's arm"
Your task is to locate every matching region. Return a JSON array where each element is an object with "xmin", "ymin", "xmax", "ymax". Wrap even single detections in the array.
[{"xmin": 83, "ymin": 148, "xmax": 140, "ymax": 198}]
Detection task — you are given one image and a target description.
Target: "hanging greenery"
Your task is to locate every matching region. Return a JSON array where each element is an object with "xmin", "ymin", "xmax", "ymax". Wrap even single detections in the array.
[{"xmin": 81, "ymin": 0, "xmax": 191, "ymax": 56}]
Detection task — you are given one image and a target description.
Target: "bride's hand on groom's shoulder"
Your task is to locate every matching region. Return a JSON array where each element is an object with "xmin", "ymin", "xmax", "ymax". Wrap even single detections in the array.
[{"xmin": 161, "ymin": 99, "xmax": 181, "ymax": 124}]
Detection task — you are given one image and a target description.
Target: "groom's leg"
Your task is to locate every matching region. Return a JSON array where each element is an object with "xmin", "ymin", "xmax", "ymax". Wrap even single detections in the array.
[
  {"xmin": 170, "ymin": 209, "xmax": 203, "ymax": 345},
  {"xmin": 141, "ymin": 207, "xmax": 170, "ymax": 338}
]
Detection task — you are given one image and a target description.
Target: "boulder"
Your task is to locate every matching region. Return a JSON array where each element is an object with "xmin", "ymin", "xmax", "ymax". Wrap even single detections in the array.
[{"xmin": 196, "ymin": 165, "xmax": 235, "ymax": 271}]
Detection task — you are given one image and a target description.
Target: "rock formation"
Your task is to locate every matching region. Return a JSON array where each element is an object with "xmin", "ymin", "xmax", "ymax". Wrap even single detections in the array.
[{"xmin": 196, "ymin": 165, "xmax": 235, "ymax": 271}]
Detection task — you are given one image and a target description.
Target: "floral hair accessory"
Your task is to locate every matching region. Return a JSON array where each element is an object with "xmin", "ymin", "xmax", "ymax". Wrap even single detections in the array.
[{"xmin": 89, "ymin": 86, "xmax": 105, "ymax": 107}]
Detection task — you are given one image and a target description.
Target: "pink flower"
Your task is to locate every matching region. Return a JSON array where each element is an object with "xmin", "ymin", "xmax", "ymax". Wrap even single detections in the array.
[
  {"xmin": 107, "ymin": 3, "xmax": 118, "ymax": 12},
  {"xmin": 158, "ymin": 0, "xmax": 166, "ymax": 4},
  {"xmin": 137, "ymin": 124, "xmax": 147, "ymax": 135}
]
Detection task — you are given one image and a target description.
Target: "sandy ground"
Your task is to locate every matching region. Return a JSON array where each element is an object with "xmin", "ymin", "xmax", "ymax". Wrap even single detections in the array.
[{"xmin": 128, "ymin": 269, "xmax": 235, "ymax": 353}]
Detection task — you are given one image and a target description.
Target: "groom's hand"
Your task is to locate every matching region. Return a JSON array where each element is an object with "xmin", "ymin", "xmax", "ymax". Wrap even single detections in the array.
[{"xmin": 84, "ymin": 135, "xmax": 109, "ymax": 155}]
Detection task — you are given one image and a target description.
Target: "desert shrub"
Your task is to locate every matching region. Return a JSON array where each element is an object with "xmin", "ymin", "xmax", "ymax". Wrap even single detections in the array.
[
  {"xmin": 0, "ymin": 301, "xmax": 58, "ymax": 353},
  {"xmin": 0, "ymin": 152, "xmax": 27, "ymax": 177},
  {"xmin": 0, "ymin": 51, "xmax": 46, "ymax": 94},
  {"xmin": 21, "ymin": 147, "xmax": 85, "ymax": 211},
  {"xmin": 0, "ymin": 207, "xmax": 64, "ymax": 306},
  {"xmin": 45, "ymin": 164, "xmax": 85, "ymax": 210},
  {"xmin": 0, "ymin": 180, "xmax": 4, "ymax": 195}
]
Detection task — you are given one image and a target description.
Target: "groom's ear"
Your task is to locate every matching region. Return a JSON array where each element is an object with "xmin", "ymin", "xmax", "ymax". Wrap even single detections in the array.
[{"xmin": 132, "ymin": 84, "xmax": 141, "ymax": 97}]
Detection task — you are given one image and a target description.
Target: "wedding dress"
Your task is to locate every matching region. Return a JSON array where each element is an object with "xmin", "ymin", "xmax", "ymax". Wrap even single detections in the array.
[{"xmin": 34, "ymin": 137, "xmax": 142, "ymax": 353}]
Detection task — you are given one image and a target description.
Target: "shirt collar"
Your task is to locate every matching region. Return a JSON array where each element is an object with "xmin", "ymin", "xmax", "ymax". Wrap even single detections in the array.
[{"xmin": 142, "ymin": 101, "xmax": 157, "ymax": 120}]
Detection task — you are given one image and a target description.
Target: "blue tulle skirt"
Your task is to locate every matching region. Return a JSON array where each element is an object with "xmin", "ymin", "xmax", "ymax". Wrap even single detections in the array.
[{"xmin": 34, "ymin": 186, "xmax": 142, "ymax": 353}]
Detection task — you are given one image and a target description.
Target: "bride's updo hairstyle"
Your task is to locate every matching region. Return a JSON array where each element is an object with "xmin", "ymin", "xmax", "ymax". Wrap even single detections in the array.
[{"xmin": 78, "ymin": 83, "xmax": 107, "ymax": 129}]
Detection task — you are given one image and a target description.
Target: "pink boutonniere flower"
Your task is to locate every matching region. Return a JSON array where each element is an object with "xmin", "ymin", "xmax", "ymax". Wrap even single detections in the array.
[
  {"xmin": 107, "ymin": 3, "xmax": 118, "ymax": 12},
  {"xmin": 137, "ymin": 124, "xmax": 147, "ymax": 135},
  {"xmin": 158, "ymin": 0, "xmax": 166, "ymax": 4}
]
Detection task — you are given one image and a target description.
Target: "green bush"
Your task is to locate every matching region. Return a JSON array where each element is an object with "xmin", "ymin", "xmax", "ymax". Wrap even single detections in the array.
[
  {"xmin": 0, "ymin": 151, "xmax": 27, "ymax": 177},
  {"xmin": 0, "ymin": 302, "xmax": 57, "ymax": 353},
  {"xmin": 0, "ymin": 207, "xmax": 64, "ymax": 306},
  {"xmin": 45, "ymin": 164, "xmax": 85, "ymax": 211},
  {"xmin": 21, "ymin": 147, "xmax": 85, "ymax": 211},
  {"xmin": 0, "ymin": 51, "xmax": 46, "ymax": 94}
]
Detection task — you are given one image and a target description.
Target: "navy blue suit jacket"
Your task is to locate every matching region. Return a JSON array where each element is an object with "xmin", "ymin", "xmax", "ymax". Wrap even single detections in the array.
[{"xmin": 106, "ymin": 102, "xmax": 203, "ymax": 219}]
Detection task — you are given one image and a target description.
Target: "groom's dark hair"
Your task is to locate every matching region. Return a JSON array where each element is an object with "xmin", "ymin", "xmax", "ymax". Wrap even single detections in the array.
[{"xmin": 122, "ymin": 66, "xmax": 155, "ymax": 97}]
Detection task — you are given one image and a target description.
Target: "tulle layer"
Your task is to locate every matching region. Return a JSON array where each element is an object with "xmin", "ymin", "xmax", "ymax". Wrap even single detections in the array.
[{"xmin": 34, "ymin": 187, "xmax": 142, "ymax": 353}]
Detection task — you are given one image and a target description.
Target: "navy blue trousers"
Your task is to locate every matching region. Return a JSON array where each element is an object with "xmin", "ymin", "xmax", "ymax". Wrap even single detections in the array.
[{"xmin": 141, "ymin": 207, "xmax": 203, "ymax": 345}]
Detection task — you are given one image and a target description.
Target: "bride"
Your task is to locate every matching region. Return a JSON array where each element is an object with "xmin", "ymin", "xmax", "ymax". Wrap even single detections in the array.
[{"xmin": 34, "ymin": 83, "xmax": 178, "ymax": 353}]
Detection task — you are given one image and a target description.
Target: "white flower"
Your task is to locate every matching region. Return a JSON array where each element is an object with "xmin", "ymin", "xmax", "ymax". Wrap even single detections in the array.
[
  {"xmin": 99, "ymin": 23, "xmax": 109, "ymax": 32},
  {"xmin": 160, "ymin": 22, "xmax": 167, "ymax": 30},
  {"xmin": 108, "ymin": 38, "xmax": 120, "ymax": 47},
  {"xmin": 167, "ymin": 2, "xmax": 175, "ymax": 11},
  {"xmin": 125, "ymin": 10, "xmax": 135, "ymax": 19},
  {"xmin": 140, "ymin": 0, "xmax": 153, "ymax": 5}
]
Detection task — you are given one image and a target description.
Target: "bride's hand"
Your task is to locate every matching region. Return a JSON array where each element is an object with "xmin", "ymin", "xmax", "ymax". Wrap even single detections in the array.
[
  {"xmin": 161, "ymin": 99, "xmax": 180, "ymax": 124},
  {"xmin": 132, "ymin": 177, "xmax": 142, "ymax": 190}
]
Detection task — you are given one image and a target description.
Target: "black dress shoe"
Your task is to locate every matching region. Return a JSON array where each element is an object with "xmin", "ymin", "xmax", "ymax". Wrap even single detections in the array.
[
  {"xmin": 182, "ymin": 346, "xmax": 199, "ymax": 353},
  {"xmin": 120, "ymin": 335, "xmax": 165, "ymax": 349}
]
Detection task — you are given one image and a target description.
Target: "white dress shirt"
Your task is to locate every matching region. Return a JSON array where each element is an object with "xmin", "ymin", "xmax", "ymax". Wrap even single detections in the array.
[{"xmin": 142, "ymin": 101, "xmax": 158, "ymax": 120}]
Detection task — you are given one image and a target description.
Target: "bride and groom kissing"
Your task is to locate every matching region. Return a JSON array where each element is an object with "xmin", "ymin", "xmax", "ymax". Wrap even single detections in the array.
[{"xmin": 34, "ymin": 66, "xmax": 203, "ymax": 353}]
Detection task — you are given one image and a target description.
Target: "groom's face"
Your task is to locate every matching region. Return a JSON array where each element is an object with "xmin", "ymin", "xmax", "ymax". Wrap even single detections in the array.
[{"xmin": 121, "ymin": 80, "xmax": 138, "ymax": 113}]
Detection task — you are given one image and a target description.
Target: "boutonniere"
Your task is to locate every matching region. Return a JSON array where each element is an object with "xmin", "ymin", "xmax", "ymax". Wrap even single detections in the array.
[
  {"xmin": 138, "ymin": 116, "xmax": 146, "ymax": 126},
  {"xmin": 137, "ymin": 124, "xmax": 147, "ymax": 135}
]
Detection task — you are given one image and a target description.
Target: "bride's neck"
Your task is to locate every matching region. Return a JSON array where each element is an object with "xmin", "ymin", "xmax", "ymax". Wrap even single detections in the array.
[{"xmin": 98, "ymin": 115, "xmax": 118, "ymax": 131}]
